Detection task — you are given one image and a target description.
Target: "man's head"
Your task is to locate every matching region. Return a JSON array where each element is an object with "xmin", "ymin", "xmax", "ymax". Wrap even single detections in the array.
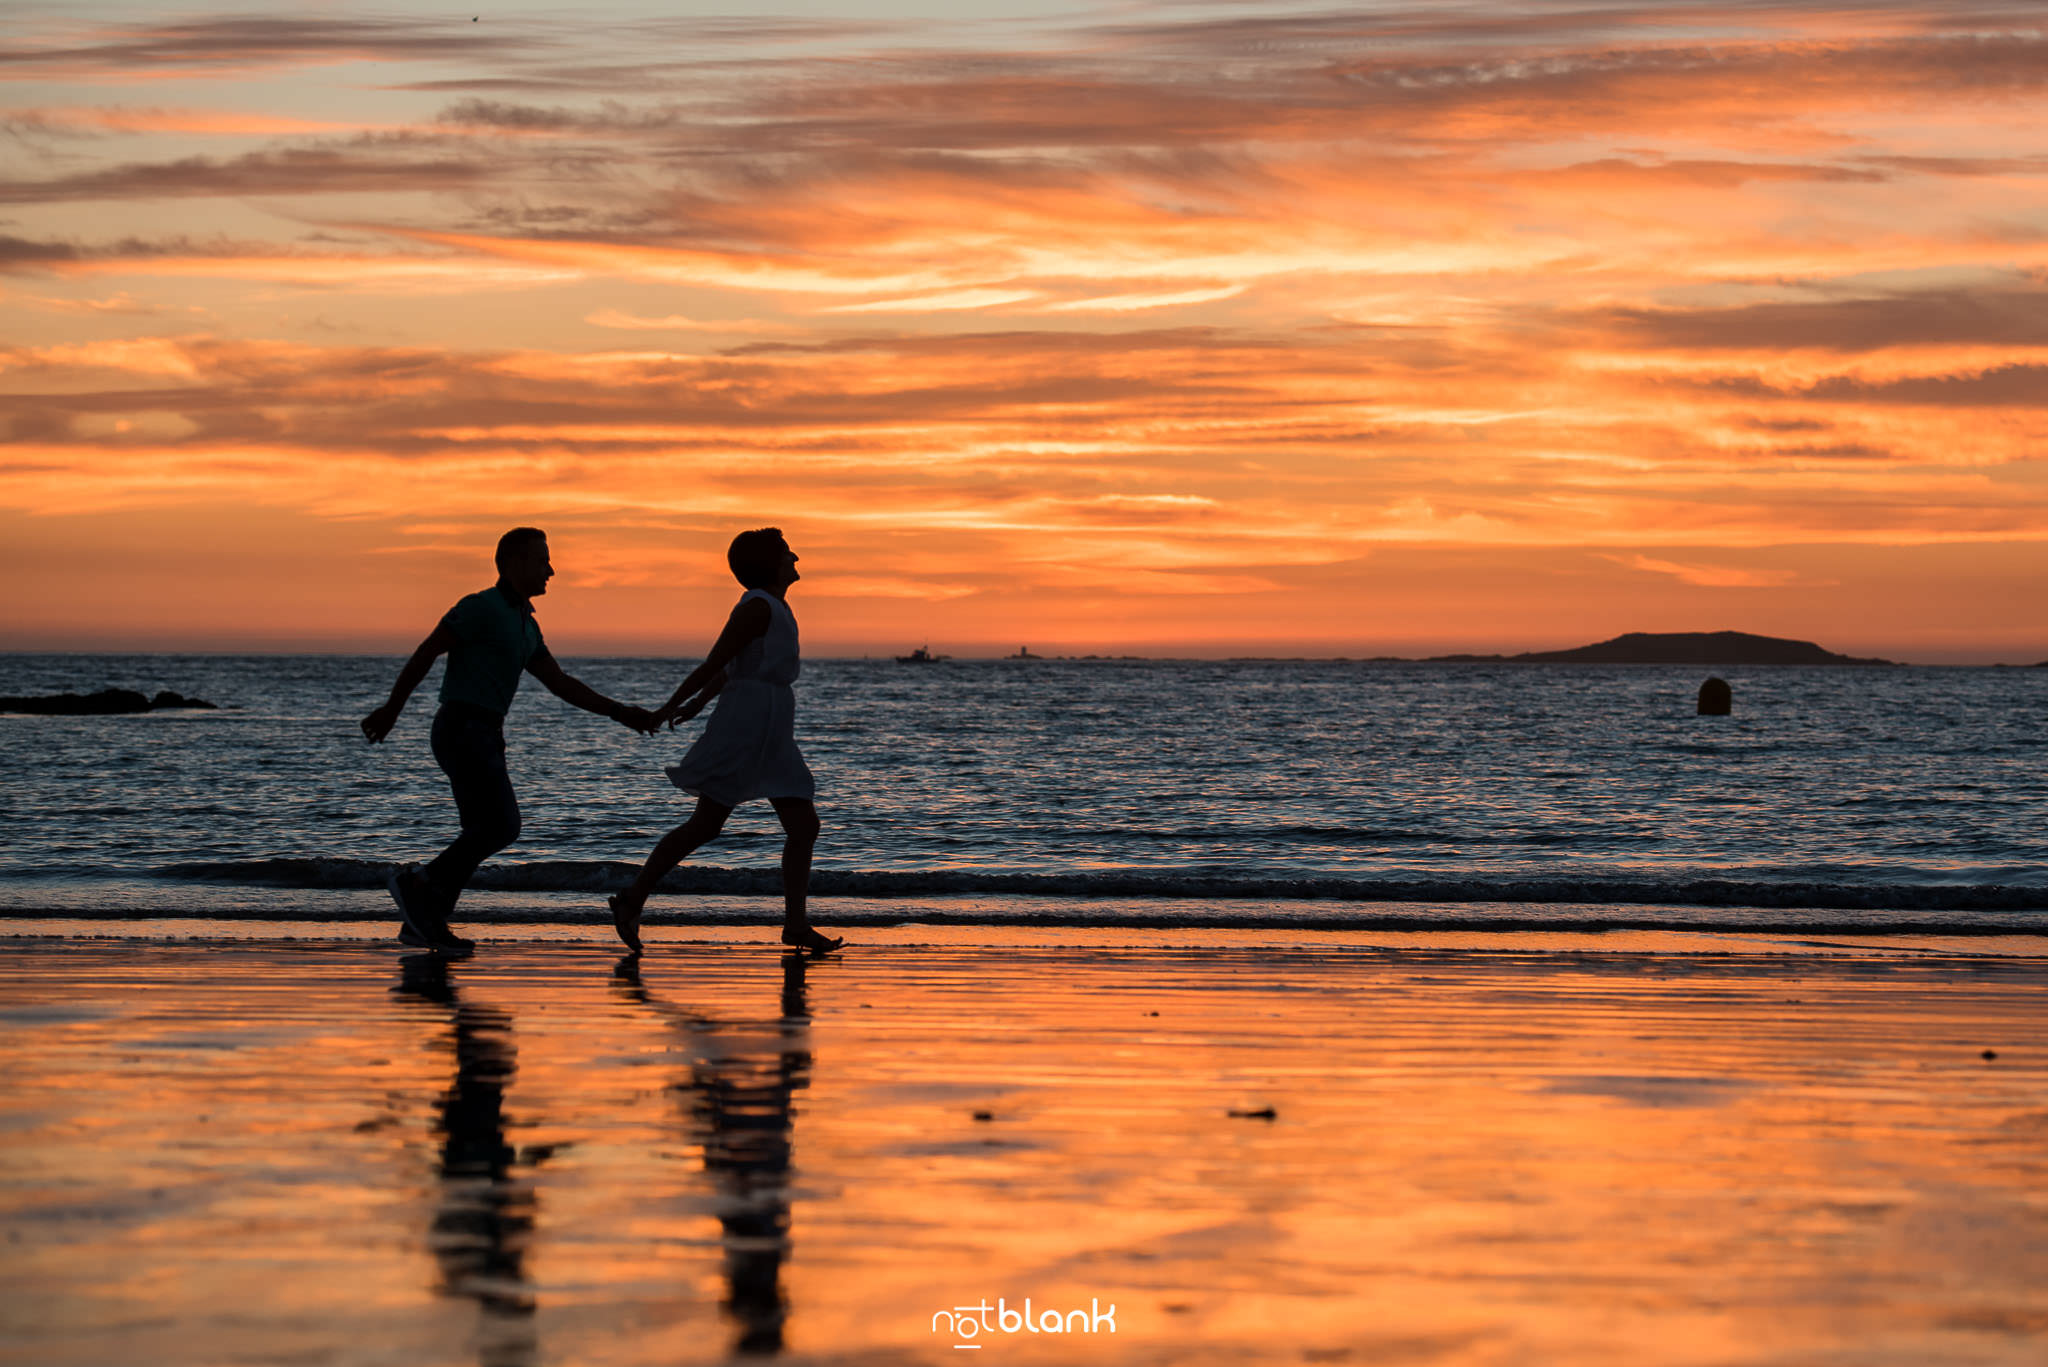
[
  {"xmin": 495, "ymin": 527, "xmax": 553, "ymax": 599},
  {"xmin": 727, "ymin": 527, "xmax": 798, "ymax": 590}
]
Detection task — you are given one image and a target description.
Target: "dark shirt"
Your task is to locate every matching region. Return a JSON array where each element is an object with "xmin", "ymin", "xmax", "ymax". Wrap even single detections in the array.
[{"xmin": 436, "ymin": 587, "xmax": 544, "ymax": 718}]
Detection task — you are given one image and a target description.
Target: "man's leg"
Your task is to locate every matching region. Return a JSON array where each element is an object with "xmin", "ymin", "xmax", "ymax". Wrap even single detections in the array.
[
  {"xmin": 770, "ymin": 799, "xmax": 839, "ymax": 952},
  {"xmin": 422, "ymin": 709, "xmax": 521, "ymax": 927}
]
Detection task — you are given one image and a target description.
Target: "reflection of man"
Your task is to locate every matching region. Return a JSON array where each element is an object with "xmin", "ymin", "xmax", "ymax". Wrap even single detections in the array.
[
  {"xmin": 613, "ymin": 953, "xmax": 813, "ymax": 1355},
  {"xmin": 391, "ymin": 954, "xmax": 540, "ymax": 1367},
  {"xmin": 362, "ymin": 528, "xmax": 654, "ymax": 952}
]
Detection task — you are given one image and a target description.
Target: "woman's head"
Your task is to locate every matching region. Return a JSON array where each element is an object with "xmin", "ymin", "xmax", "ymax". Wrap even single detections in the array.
[{"xmin": 728, "ymin": 527, "xmax": 797, "ymax": 589}]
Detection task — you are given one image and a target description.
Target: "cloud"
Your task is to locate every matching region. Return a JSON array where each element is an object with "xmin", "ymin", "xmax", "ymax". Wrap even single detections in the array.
[
  {"xmin": 800, "ymin": 575, "xmax": 980, "ymax": 601},
  {"xmin": 1586, "ymin": 285, "xmax": 2048, "ymax": 352},
  {"xmin": 1043, "ymin": 284, "xmax": 1244, "ymax": 312},
  {"xmin": 825, "ymin": 288, "xmax": 1041, "ymax": 313},
  {"xmin": 0, "ymin": 234, "xmax": 78, "ymax": 265},
  {"xmin": 436, "ymin": 98, "xmax": 599, "ymax": 131},
  {"xmin": 0, "ymin": 232, "xmax": 324, "ymax": 268},
  {"xmin": 662, "ymin": 31, "xmax": 2048, "ymax": 162},
  {"xmin": 1611, "ymin": 554, "xmax": 1807, "ymax": 588},
  {"xmin": 1858, "ymin": 153, "xmax": 2048, "ymax": 177},
  {"xmin": 1535, "ymin": 157, "xmax": 1888, "ymax": 188},
  {"xmin": 583, "ymin": 308, "xmax": 794, "ymax": 334},
  {"xmin": 13, "ymin": 290, "xmax": 197, "ymax": 317},
  {"xmin": 1701, "ymin": 362, "xmax": 2048, "ymax": 406},
  {"xmin": 0, "ymin": 16, "xmax": 548, "ymax": 79},
  {"xmin": 0, "ymin": 137, "xmax": 517, "ymax": 204}
]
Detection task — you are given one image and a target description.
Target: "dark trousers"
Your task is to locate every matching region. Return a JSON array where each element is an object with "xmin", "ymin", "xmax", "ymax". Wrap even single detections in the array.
[{"xmin": 423, "ymin": 704, "xmax": 521, "ymax": 915}]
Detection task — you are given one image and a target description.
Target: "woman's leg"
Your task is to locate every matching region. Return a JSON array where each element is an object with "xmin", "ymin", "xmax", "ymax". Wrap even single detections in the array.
[
  {"xmin": 769, "ymin": 799, "xmax": 839, "ymax": 951},
  {"xmin": 611, "ymin": 798, "xmax": 731, "ymax": 950},
  {"xmin": 622, "ymin": 798, "xmax": 731, "ymax": 909}
]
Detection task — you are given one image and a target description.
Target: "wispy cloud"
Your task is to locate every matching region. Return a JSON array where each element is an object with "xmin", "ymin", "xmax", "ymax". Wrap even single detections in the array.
[
  {"xmin": 0, "ymin": 16, "xmax": 550, "ymax": 79},
  {"xmin": 4, "ymin": 104, "xmax": 399, "ymax": 137},
  {"xmin": 1699, "ymin": 362, "xmax": 2048, "ymax": 406},
  {"xmin": 583, "ymin": 308, "xmax": 795, "ymax": 334},
  {"xmin": 826, "ymin": 288, "xmax": 1041, "ymax": 313},
  {"xmin": 1043, "ymin": 285, "xmax": 1244, "ymax": 312},
  {"xmin": 1611, "ymin": 554, "xmax": 1807, "ymax": 588},
  {"xmin": 1581, "ymin": 282, "xmax": 2048, "ymax": 353},
  {"xmin": 0, "ymin": 136, "xmax": 526, "ymax": 203}
]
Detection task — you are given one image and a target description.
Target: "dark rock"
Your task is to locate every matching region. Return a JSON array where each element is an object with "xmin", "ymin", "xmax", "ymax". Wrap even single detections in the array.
[
  {"xmin": 150, "ymin": 690, "xmax": 217, "ymax": 710},
  {"xmin": 0, "ymin": 688, "xmax": 219, "ymax": 715},
  {"xmin": 972, "ymin": 1110, "xmax": 994, "ymax": 1122},
  {"xmin": 1697, "ymin": 677, "xmax": 1732, "ymax": 715},
  {"xmin": 1227, "ymin": 1106, "xmax": 1278, "ymax": 1120},
  {"xmin": 1983, "ymin": 1049, "xmax": 1998, "ymax": 1061}
]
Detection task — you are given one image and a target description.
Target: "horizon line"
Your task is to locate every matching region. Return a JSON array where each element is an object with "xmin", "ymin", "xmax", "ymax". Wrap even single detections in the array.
[{"xmin": 2, "ymin": 646, "xmax": 2043, "ymax": 668}]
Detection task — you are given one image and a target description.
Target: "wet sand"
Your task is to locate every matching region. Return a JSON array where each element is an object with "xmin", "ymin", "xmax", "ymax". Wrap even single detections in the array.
[{"xmin": 3, "ymin": 931, "xmax": 2046, "ymax": 1365}]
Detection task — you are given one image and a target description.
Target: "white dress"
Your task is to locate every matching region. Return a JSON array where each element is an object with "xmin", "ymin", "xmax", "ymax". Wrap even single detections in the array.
[{"xmin": 664, "ymin": 589, "xmax": 815, "ymax": 807}]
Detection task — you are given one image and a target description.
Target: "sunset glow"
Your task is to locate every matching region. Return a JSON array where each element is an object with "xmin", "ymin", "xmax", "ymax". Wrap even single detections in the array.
[{"xmin": 4, "ymin": 1, "xmax": 2045, "ymax": 659}]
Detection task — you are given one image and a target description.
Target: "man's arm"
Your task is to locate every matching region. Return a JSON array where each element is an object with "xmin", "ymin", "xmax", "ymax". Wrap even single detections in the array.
[
  {"xmin": 656, "ymin": 598, "xmax": 772, "ymax": 718},
  {"xmin": 361, "ymin": 620, "xmax": 456, "ymax": 743},
  {"xmin": 526, "ymin": 646, "xmax": 657, "ymax": 732}
]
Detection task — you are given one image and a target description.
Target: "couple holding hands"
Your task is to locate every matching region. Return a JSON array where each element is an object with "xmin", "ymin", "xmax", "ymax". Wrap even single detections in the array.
[{"xmin": 361, "ymin": 525, "xmax": 841, "ymax": 957}]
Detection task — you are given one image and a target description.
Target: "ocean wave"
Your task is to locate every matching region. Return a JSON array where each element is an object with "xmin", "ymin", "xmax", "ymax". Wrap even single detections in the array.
[{"xmin": 150, "ymin": 858, "xmax": 2048, "ymax": 912}]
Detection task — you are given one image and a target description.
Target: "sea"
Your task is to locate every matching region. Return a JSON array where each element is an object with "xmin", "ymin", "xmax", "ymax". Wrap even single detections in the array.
[{"xmin": 2, "ymin": 653, "xmax": 2043, "ymax": 936}]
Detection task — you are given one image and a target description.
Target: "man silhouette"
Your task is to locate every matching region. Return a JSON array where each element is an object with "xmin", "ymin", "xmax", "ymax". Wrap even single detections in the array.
[{"xmin": 362, "ymin": 527, "xmax": 652, "ymax": 951}]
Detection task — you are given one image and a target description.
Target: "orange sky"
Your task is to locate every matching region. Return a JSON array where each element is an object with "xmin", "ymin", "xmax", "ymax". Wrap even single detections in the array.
[{"xmin": 3, "ymin": 2, "xmax": 2045, "ymax": 661}]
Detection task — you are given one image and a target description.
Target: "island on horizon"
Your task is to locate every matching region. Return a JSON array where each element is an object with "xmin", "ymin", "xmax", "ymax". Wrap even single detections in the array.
[
  {"xmin": 999, "ymin": 630, "xmax": 1913, "ymax": 664},
  {"xmin": 1425, "ymin": 630, "xmax": 1898, "ymax": 667}
]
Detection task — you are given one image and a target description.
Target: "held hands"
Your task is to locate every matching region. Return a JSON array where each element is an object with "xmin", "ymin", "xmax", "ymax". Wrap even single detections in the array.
[
  {"xmin": 612, "ymin": 703, "xmax": 662, "ymax": 736},
  {"xmin": 656, "ymin": 689, "xmax": 716, "ymax": 731}
]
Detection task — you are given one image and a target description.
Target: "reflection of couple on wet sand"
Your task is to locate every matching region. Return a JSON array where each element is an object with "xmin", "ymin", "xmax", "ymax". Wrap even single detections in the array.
[
  {"xmin": 391, "ymin": 950, "xmax": 812, "ymax": 1362},
  {"xmin": 362, "ymin": 525, "xmax": 843, "ymax": 957}
]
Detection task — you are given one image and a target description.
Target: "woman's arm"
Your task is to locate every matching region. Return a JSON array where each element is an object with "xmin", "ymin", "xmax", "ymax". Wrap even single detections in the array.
[
  {"xmin": 658, "ymin": 598, "xmax": 772, "ymax": 715},
  {"xmin": 661, "ymin": 671, "xmax": 725, "ymax": 728}
]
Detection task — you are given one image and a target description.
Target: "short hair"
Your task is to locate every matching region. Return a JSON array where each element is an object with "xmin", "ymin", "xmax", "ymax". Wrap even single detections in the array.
[
  {"xmin": 727, "ymin": 527, "xmax": 787, "ymax": 589},
  {"xmin": 495, "ymin": 526, "xmax": 547, "ymax": 569}
]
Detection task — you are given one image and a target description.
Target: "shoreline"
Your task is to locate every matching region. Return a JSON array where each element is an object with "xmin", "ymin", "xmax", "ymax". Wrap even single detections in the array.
[
  {"xmin": 3, "ymin": 881, "xmax": 2046, "ymax": 936},
  {"xmin": 4, "ymin": 885, "xmax": 2046, "ymax": 949},
  {"xmin": 5, "ymin": 916, "xmax": 2046, "ymax": 960}
]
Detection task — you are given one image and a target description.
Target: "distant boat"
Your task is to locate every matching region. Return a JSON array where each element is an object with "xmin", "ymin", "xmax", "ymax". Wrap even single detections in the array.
[
  {"xmin": 1008, "ymin": 646, "xmax": 1041, "ymax": 659},
  {"xmin": 896, "ymin": 645, "xmax": 949, "ymax": 664}
]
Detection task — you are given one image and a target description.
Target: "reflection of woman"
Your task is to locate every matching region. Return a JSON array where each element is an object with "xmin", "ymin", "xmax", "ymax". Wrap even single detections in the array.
[
  {"xmin": 612, "ymin": 952, "xmax": 814, "ymax": 1356},
  {"xmin": 392, "ymin": 954, "xmax": 540, "ymax": 1367}
]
